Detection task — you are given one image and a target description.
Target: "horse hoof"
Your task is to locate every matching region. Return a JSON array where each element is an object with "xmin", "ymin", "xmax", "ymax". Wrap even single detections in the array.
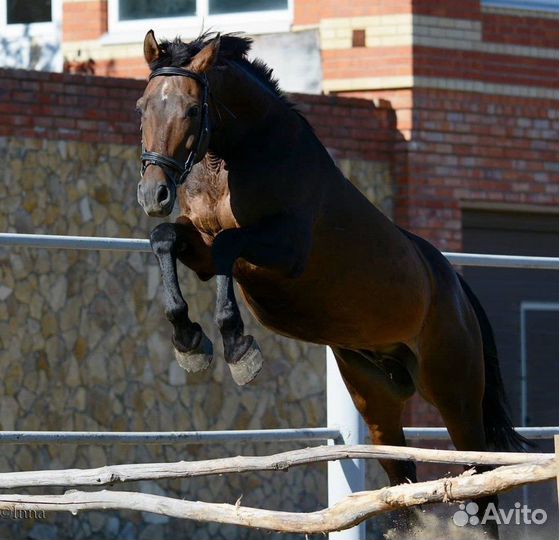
[
  {"xmin": 174, "ymin": 333, "xmax": 213, "ymax": 373},
  {"xmin": 228, "ymin": 339, "xmax": 263, "ymax": 385}
]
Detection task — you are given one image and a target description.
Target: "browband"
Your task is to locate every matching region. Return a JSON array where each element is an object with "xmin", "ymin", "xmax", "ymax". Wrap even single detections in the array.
[{"xmin": 148, "ymin": 66, "xmax": 208, "ymax": 87}]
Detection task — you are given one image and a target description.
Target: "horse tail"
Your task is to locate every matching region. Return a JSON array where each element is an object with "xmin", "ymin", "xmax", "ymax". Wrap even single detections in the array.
[{"xmin": 457, "ymin": 274, "xmax": 530, "ymax": 451}]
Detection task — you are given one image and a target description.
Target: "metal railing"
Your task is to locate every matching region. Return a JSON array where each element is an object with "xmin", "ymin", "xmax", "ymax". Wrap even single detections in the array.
[
  {"xmin": 0, "ymin": 426, "xmax": 555, "ymax": 446},
  {"xmin": 1, "ymin": 232, "xmax": 558, "ymax": 269},
  {"xmin": 0, "ymin": 428, "xmax": 342, "ymax": 445}
]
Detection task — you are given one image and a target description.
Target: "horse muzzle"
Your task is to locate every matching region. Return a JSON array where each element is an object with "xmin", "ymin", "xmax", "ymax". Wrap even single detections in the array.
[{"xmin": 137, "ymin": 179, "xmax": 176, "ymax": 217}]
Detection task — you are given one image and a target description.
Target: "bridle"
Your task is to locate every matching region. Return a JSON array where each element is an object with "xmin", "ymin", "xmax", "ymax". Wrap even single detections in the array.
[{"xmin": 140, "ymin": 67, "xmax": 210, "ymax": 187}]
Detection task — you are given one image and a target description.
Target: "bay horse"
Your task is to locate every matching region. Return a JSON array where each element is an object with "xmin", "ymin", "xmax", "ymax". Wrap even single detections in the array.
[{"xmin": 136, "ymin": 31, "xmax": 525, "ymax": 537}]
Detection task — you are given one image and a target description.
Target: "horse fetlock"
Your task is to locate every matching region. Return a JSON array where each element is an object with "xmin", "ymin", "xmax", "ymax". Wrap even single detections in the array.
[
  {"xmin": 226, "ymin": 336, "xmax": 263, "ymax": 386},
  {"xmin": 165, "ymin": 304, "xmax": 190, "ymax": 325},
  {"xmin": 172, "ymin": 321, "xmax": 204, "ymax": 352},
  {"xmin": 173, "ymin": 330, "xmax": 213, "ymax": 373}
]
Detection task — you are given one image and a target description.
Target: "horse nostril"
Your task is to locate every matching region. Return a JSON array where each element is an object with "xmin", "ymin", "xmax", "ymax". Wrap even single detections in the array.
[{"xmin": 156, "ymin": 185, "xmax": 170, "ymax": 206}]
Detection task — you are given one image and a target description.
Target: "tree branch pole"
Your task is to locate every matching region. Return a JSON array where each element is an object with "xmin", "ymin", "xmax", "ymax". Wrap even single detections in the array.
[
  {"xmin": 555, "ymin": 435, "xmax": 559, "ymax": 510},
  {"xmin": 0, "ymin": 444, "xmax": 552, "ymax": 489},
  {"xmin": 0, "ymin": 460, "xmax": 554, "ymax": 534}
]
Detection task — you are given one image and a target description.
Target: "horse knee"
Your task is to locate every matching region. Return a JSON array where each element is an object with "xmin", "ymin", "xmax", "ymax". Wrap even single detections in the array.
[{"xmin": 150, "ymin": 223, "xmax": 176, "ymax": 254}]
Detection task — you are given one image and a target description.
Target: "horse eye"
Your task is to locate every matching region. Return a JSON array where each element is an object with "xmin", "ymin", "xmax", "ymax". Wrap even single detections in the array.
[{"xmin": 186, "ymin": 106, "xmax": 199, "ymax": 118}]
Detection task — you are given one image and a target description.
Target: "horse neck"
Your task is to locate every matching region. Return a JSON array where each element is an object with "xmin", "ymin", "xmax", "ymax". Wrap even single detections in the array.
[{"xmin": 207, "ymin": 62, "xmax": 302, "ymax": 164}]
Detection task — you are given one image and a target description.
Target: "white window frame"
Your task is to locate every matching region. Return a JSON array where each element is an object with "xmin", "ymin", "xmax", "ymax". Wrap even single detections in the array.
[
  {"xmin": 0, "ymin": 0, "xmax": 61, "ymax": 39},
  {"xmin": 104, "ymin": 0, "xmax": 293, "ymax": 45},
  {"xmin": 482, "ymin": 0, "xmax": 559, "ymax": 12},
  {"xmin": 518, "ymin": 300, "xmax": 559, "ymax": 507},
  {"xmin": 519, "ymin": 301, "xmax": 559, "ymax": 428}
]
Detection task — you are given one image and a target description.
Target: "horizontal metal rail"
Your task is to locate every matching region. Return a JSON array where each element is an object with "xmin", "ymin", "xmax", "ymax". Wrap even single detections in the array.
[
  {"xmin": 404, "ymin": 426, "xmax": 559, "ymax": 441},
  {"xmin": 0, "ymin": 428, "xmax": 342, "ymax": 446},
  {"xmin": 0, "ymin": 233, "xmax": 151, "ymax": 253},
  {"xmin": 1, "ymin": 233, "xmax": 558, "ymax": 269},
  {"xmin": 445, "ymin": 252, "xmax": 559, "ymax": 270},
  {"xmin": 0, "ymin": 427, "xmax": 556, "ymax": 445}
]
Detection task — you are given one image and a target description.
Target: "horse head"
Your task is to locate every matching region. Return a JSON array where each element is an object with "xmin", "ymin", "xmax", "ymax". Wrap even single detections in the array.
[{"xmin": 136, "ymin": 30, "xmax": 219, "ymax": 217}]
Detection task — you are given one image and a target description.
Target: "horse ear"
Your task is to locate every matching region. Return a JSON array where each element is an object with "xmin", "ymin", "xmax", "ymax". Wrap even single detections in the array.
[
  {"xmin": 144, "ymin": 30, "xmax": 162, "ymax": 65},
  {"xmin": 189, "ymin": 36, "xmax": 220, "ymax": 74}
]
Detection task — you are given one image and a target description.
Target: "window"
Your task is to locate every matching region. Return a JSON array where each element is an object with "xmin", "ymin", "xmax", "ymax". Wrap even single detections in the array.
[
  {"xmin": 106, "ymin": 0, "xmax": 292, "ymax": 44},
  {"xmin": 0, "ymin": 0, "xmax": 61, "ymax": 71},
  {"xmin": 117, "ymin": 0, "xmax": 287, "ymax": 20},
  {"xmin": 119, "ymin": 0, "xmax": 196, "ymax": 21},
  {"xmin": 208, "ymin": 0, "xmax": 288, "ymax": 15},
  {"xmin": 1, "ymin": 0, "xmax": 57, "ymax": 33},
  {"xmin": 7, "ymin": 0, "xmax": 51, "ymax": 24}
]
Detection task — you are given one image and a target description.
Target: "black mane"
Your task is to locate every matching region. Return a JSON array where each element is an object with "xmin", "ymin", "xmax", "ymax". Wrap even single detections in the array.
[{"xmin": 151, "ymin": 32, "xmax": 293, "ymax": 109}]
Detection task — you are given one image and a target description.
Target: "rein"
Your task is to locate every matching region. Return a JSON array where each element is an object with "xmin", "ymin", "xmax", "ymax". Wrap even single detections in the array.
[{"xmin": 140, "ymin": 67, "xmax": 210, "ymax": 187}]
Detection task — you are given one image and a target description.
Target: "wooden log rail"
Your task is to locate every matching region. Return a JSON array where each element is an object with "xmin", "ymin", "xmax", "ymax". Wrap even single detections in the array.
[
  {"xmin": 0, "ymin": 460, "xmax": 555, "ymax": 534},
  {"xmin": 0, "ymin": 444, "xmax": 552, "ymax": 489}
]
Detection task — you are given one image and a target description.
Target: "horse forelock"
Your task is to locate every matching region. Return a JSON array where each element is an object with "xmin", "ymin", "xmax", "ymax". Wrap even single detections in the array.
[{"xmin": 149, "ymin": 32, "xmax": 252, "ymax": 71}]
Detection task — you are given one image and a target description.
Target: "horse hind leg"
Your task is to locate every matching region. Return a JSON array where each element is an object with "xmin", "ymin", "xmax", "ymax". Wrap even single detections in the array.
[
  {"xmin": 417, "ymin": 331, "xmax": 499, "ymax": 538},
  {"xmin": 150, "ymin": 223, "xmax": 213, "ymax": 373},
  {"xmin": 434, "ymin": 397, "xmax": 499, "ymax": 539},
  {"xmin": 332, "ymin": 347, "xmax": 420, "ymax": 536}
]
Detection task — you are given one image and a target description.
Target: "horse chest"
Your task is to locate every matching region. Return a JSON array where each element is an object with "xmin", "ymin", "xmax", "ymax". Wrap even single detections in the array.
[{"xmin": 181, "ymin": 188, "xmax": 237, "ymax": 237}]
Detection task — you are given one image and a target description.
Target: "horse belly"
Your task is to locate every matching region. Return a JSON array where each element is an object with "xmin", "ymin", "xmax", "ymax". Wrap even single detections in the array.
[
  {"xmin": 234, "ymin": 176, "xmax": 431, "ymax": 348},
  {"xmin": 235, "ymin": 246, "xmax": 429, "ymax": 349}
]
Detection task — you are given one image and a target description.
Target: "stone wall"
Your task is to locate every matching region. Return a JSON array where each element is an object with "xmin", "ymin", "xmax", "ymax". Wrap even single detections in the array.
[
  {"xmin": 0, "ymin": 136, "xmax": 327, "ymax": 539},
  {"xmin": 0, "ymin": 69, "xmax": 395, "ymax": 539}
]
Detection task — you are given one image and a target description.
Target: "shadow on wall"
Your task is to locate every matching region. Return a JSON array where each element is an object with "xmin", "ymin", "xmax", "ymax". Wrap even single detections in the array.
[
  {"xmin": 64, "ymin": 50, "xmax": 96, "ymax": 76},
  {"xmin": 325, "ymin": 99, "xmax": 404, "ymax": 222}
]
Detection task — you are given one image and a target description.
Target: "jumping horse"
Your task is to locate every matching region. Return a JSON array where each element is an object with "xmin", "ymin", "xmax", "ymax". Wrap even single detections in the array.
[{"xmin": 136, "ymin": 31, "xmax": 525, "ymax": 537}]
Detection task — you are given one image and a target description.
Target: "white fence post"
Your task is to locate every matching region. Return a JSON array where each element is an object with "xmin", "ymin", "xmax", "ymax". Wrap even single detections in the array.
[{"xmin": 327, "ymin": 347, "xmax": 366, "ymax": 539}]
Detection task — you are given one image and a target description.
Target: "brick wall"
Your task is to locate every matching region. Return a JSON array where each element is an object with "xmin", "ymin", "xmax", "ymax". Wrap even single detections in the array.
[
  {"xmin": 294, "ymin": 0, "xmax": 412, "ymax": 26},
  {"xmin": 0, "ymin": 68, "xmax": 395, "ymax": 163},
  {"xmin": 328, "ymin": 4, "xmax": 559, "ymax": 253},
  {"xmin": 399, "ymin": 90, "xmax": 558, "ymax": 249},
  {"xmin": 0, "ymin": 70, "xmax": 143, "ymax": 145},
  {"xmin": 349, "ymin": 89, "xmax": 559, "ymax": 250},
  {"xmin": 412, "ymin": 0, "xmax": 482, "ymax": 20},
  {"xmin": 482, "ymin": 10, "xmax": 559, "ymax": 48},
  {"xmin": 63, "ymin": 0, "xmax": 108, "ymax": 42}
]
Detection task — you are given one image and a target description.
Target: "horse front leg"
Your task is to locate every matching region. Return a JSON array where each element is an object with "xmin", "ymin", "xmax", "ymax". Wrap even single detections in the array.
[
  {"xmin": 211, "ymin": 215, "xmax": 311, "ymax": 385},
  {"xmin": 150, "ymin": 222, "xmax": 213, "ymax": 373},
  {"xmin": 211, "ymin": 228, "xmax": 262, "ymax": 386}
]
